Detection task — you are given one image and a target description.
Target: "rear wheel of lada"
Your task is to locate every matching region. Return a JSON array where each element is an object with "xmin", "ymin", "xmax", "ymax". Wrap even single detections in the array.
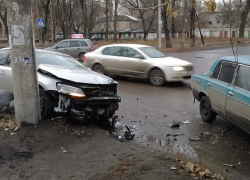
[
  {"xmin": 199, "ymin": 96, "xmax": 217, "ymax": 122},
  {"xmin": 39, "ymin": 87, "xmax": 53, "ymax": 120},
  {"xmin": 93, "ymin": 64, "xmax": 105, "ymax": 74}
]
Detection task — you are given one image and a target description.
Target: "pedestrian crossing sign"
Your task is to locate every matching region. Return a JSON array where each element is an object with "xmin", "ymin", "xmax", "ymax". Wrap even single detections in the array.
[{"xmin": 37, "ymin": 18, "xmax": 45, "ymax": 28}]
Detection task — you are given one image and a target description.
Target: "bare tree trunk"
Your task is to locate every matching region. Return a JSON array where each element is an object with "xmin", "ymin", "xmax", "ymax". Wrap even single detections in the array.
[
  {"xmin": 190, "ymin": 0, "xmax": 196, "ymax": 47},
  {"xmin": 0, "ymin": 0, "xmax": 8, "ymax": 40},
  {"xmin": 114, "ymin": 0, "xmax": 118, "ymax": 42},
  {"xmin": 162, "ymin": 0, "xmax": 171, "ymax": 48},
  {"xmin": 43, "ymin": 0, "xmax": 51, "ymax": 47},
  {"xmin": 196, "ymin": 13, "xmax": 204, "ymax": 45},
  {"xmin": 105, "ymin": 0, "xmax": 109, "ymax": 42},
  {"xmin": 239, "ymin": 0, "xmax": 250, "ymax": 43},
  {"xmin": 171, "ymin": 0, "xmax": 176, "ymax": 38}
]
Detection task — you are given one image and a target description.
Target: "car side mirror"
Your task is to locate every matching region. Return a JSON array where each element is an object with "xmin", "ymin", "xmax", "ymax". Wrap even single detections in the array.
[{"xmin": 135, "ymin": 54, "xmax": 144, "ymax": 59}]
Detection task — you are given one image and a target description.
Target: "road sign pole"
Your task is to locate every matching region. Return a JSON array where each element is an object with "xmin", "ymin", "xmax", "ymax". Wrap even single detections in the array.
[{"xmin": 7, "ymin": 0, "xmax": 41, "ymax": 125}]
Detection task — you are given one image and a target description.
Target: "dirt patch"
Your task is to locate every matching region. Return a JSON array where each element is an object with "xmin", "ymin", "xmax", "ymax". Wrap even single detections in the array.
[{"xmin": 0, "ymin": 119, "xmax": 193, "ymax": 180}]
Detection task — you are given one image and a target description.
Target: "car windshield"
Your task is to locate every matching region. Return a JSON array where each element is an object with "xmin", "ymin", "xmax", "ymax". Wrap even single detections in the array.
[
  {"xmin": 36, "ymin": 51, "xmax": 86, "ymax": 69},
  {"xmin": 139, "ymin": 47, "xmax": 166, "ymax": 58}
]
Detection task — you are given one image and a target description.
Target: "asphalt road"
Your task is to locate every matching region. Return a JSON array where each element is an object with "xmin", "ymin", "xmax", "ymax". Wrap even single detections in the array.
[{"xmin": 112, "ymin": 47, "xmax": 250, "ymax": 180}]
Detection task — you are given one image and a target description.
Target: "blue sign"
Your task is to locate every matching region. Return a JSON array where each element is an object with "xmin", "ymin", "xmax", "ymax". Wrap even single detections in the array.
[{"xmin": 37, "ymin": 18, "xmax": 45, "ymax": 28}]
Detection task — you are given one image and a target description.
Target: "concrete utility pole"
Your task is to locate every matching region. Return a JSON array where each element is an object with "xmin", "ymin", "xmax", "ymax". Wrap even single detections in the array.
[
  {"xmin": 158, "ymin": 0, "xmax": 161, "ymax": 49},
  {"xmin": 7, "ymin": 0, "xmax": 41, "ymax": 125}
]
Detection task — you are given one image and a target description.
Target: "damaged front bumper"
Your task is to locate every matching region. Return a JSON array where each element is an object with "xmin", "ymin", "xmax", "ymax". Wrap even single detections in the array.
[{"xmin": 54, "ymin": 93, "xmax": 121, "ymax": 119}]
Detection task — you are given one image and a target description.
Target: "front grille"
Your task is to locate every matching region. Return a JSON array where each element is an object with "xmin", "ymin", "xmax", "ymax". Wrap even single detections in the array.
[
  {"xmin": 184, "ymin": 66, "xmax": 193, "ymax": 71},
  {"xmin": 78, "ymin": 84, "xmax": 117, "ymax": 97}
]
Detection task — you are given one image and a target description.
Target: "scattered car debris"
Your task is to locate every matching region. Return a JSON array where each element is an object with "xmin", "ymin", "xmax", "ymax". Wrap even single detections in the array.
[
  {"xmin": 10, "ymin": 133, "xmax": 15, "ymax": 135},
  {"xmin": 168, "ymin": 121, "xmax": 181, "ymax": 128},
  {"xmin": 145, "ymin": 114, "xmax": 149, "ymax": 118},
  {"xmin": 221, "ymin": 162, "xmax": 241, "ymax": 167},
  {"xmin": 171, "ymin": 167, "xmax": 177, "ymax": 170},
  {"xmin": 182, "ymin": 120, "xmax": 190, "ymax": 124},
  {"xmin": 190, "ymin": 137, "xmax": 205, "ymax": 141},
  {"xmin": 163, "ymin": 114, "xmax": 167, "ymax": 117},
  {"xmin": 166, "ymin": 133, "xmax": 185, "ymax": 137},
  {"xmin": 124, "ymin": 126, "xmax": 135, "ymax": 140}
]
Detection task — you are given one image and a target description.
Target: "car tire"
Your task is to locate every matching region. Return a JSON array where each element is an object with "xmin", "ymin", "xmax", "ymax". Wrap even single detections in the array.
[
  {"xmin": 39, "ymin": 87, "xmax": 53, "ymax": 120},
  {"xmin": 78, "ymin": 53, "xmax": 85, "ymax": 62},
  {"xmin": 199, "ymin": 96, "xmax": 217, "ymax": 122},
  {"xmin": 149, "ymin": 69, "xmax": 165, "ymax": 86},
  {"xmin": 93, "ymin": 64, "xmax": 105, "ymax": 74}
]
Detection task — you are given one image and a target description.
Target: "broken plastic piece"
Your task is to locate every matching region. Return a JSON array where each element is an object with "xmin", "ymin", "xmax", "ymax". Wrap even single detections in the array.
[
  {"xmin": 221, "ymin": 162, "xmax": 241, "ymax": 167},
  {"xmin": 168, "ymin": 121, "xmax": 181, "ymax": 128},
  {"xmin": 182, "ymin": 120, "xmax": 190, "ymax": 124},
  {"xmin": 124, "ymin": 126, "xmax": 135, "ymax": 140}
]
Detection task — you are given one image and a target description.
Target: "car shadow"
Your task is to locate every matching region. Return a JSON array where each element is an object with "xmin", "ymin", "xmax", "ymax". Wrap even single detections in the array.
[{"xmin": 112, "ymin": 76, "xmax": 191, "ymax": 89}]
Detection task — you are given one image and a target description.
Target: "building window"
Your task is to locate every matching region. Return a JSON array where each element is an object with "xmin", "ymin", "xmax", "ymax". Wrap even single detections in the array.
[
  {"xmin": 130, "ymin": 23, "xmax": 133, "ymax": 29},
  {"xmin": 117, "ymin": 23, "xmax": 119, "ymax": 29},
  {"xmin": 98, "ymin": 24, "xmax": 100, "ymax": 29},
  {"xmin": 209, "ymin": 21, "xmax": 212, "ymax": 25}
]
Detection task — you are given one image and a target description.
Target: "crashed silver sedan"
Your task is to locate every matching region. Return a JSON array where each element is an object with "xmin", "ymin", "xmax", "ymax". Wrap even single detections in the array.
[{"xmin": 0, "ymin": 48, "xmax": 121, "ymax": 119}]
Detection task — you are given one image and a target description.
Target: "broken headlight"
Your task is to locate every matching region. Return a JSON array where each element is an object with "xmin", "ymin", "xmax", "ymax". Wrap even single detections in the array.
[{"xmin": 57, "ymin": 84, "xmax": 86, "ymax": 97}]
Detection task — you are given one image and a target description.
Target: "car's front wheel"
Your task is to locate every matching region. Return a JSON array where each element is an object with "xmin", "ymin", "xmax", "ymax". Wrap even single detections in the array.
[
  {"xmin": 199, "ymin": 96, "xmax": 217, "ymax": 122},
  {"xmin": 149, "ymin": 69, "xmax": 165, "ymax": 86},
  {"xmin": 93, "ymin": 64, "xmax": 105, "ymax": 74},
  {"xmin": 39, "ymin": 87, "xmax": 53, "ymax": 119}
]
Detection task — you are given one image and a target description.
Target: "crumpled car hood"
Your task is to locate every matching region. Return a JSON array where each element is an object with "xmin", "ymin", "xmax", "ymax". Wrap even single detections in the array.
[{"xmin": 37, "ymin": 64, "xmax": 114, "ymax": 85}]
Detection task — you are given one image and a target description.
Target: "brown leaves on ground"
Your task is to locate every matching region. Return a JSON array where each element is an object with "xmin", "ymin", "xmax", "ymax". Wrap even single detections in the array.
[
  {"xmin": 113, "ymin": 160, "xmax": 133, "ymax": 175},
  {"xmin": 174, "ymin": 159, "xmax": 224, "ymax": 180},
  {"xmin": 138, "ymin": 164, "xmax": 152, "ymax": 171},
  {"xmin": 0, "ymin": 114, "xmax": 20, "ymax": 131}
]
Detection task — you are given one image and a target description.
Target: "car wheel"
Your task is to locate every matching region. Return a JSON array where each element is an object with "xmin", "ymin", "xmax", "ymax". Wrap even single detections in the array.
[
  {"xmin": 149, "ymin": 69, "xmax": 165, "ymax": 86},
  {"xmin": 39, "ymin": 87, "xmax": 53, "ymax": 119},
  {"xmin": 93, "ymin": 64, "xmax": 105, "ymax": 74},
  {"xmin": 78, "ymin": 53, "xmax": 85, "ymax": 62},
  {"xmin": 199, "ymin": 96, "xmax": 217, "ymax": 122}
]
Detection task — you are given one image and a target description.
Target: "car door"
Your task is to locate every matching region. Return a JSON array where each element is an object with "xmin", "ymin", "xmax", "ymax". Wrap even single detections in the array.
[
  {"xmin": 207, "ymin": 61, "xmax": 237, "ymax": 117},
  {"xmin": 0, "ymin": 50, "xmax": 13, "ymax": 93},
  {"xmin": 100, "ymin": 47, "xmax": 123, "ymax": 75},
  {"xmin": 226, "ymin": 64, "xmax": 250, "ymax": 132},
  {"xmin": 68, "ymin": 41, "xmax": 81, "ymax": 58},
  {"xmin": 121, "ymin": 47, "xmax": 148, "ymax": 77},
  {"xmin": 55, "ymin": 41, "xmax": 69, "ymax": 55}
]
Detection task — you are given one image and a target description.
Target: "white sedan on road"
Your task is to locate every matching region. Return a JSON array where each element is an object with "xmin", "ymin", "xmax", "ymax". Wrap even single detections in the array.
[{"xmin": 84, "ymin": 44, "xmax": 194, "ymax": 86}]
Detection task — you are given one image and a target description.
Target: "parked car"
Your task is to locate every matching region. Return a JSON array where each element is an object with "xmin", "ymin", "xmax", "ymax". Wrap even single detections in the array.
[
  {"xmin": 46, "ymin": 39, "xmax": 95, "ymax": 60},
  {"xmin": 191, "ymin": 56, "xmax": 250, "ymax": 133},
  {"xmin": 91, "ymin": 36, "xmax": 103, "ymax": 41},
  {"xmin": 0, "ymin": 48, "xmax": 120, "ymax": 120},
  {"xmin": 84, "ymin": 44, "xmax": 194, "ymax": 86}
]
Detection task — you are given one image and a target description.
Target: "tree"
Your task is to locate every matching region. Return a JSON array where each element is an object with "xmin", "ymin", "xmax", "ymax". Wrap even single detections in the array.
[
  {"xmin": 239, "ymin": 0, "xmax": 250, "ymax": 43},
  {"xmin": 40, "ymin": 0, "xmax": 51, "ymax": 46},
  {"xmin": 123, "ymin": 0, "xmax": 158, "ymax": 40},
  {"xmin": 105, "ymin": 0, "xmax": 109, "ymax": 42},
  {"xmin": 79, "ymin": 0, "xmax": 87, "ymax": 37},
  {"xmin": 162, "ymin": 0, "xmax": 171, "ymax": 47},
  {"xmin": 87, "ymin": 0, "xmax": 102, "ymax": 38},
  {"xmin": 190, "ymin": 0, "xmax": 196, "ymax": 46},
  {"xmin": 114, "ymin": 0, "xmax": 118, "ymax": 42},
  {"xmin": 0, "ymin": 0, "xmax": 8, "ymax": 40}
]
